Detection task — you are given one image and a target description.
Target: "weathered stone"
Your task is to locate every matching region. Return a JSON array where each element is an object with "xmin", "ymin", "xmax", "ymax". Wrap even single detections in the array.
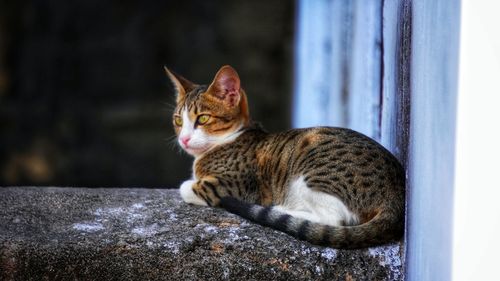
[{"xmin": 0, "ymin": 187, "xmax": 404, "ymax": 280}]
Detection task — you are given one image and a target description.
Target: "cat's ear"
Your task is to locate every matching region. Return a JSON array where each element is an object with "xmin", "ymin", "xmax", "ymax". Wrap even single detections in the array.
[
  {"xmin": 164, "ymin": 66, "xmax": 196, "ymax": 101},
  {"xmin": 208, "ymin": 65, "xmax": 241, "ymax": 107}
]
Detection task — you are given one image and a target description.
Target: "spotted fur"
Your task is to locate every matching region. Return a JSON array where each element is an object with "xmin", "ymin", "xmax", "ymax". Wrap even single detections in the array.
[{"xmin": 166, "ymin": 65, "xmax": 405, "ymax": 249}]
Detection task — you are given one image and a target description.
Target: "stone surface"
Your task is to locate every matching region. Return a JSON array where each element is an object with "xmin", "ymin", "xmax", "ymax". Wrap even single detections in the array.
[{"xmin": 0, "ymin": 187, "xmax": 404, "ymax": 280}]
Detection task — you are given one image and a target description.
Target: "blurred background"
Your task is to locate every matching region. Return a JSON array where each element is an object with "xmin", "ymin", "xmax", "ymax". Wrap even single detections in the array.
[{"xmin": 0, "ymin": 0, "xmax": 295, "ymax": 187}]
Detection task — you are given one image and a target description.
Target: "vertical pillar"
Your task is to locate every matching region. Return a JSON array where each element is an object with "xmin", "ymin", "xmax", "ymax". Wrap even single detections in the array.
[{"xmin": 406, "ymin": 1, "xmax": 461, "ymax": 280}]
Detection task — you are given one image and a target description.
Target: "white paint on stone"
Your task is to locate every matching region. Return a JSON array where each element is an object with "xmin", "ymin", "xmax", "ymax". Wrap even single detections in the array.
[
  {"xmin": 315, "ymin": 265, "xmax": 323, "ymax": 275},
  {"xmin": 132, "ymin": 203, "xmax": 145, "ymax": 209},
  {"xmin": 131, "ymin": 223, "xmax": 159, "ymax": 237},
  {"xmin": 72, "ymin": 222, "xmax": 105, "ymax": 232},
  {"xmin": 203, "ymin": 225, "xmax": 219, "ymax": 234},
  {"xmin": 320, "ymin": 248, "xmax": 337, "ymax": 261},
  {"xmin": 165, "ymin": 209, "xmax": 178, "ymax": 221},
  {"xmin": 164, "ymin": 241, "xmax": 181, "ymax": 254},
  {"xmin": 368, "ymin": 244, "xmax": 402, "ymax": 279},
  {"xmin": 72, "ymin": 202, "xmax": 155, "ymax": 234}
]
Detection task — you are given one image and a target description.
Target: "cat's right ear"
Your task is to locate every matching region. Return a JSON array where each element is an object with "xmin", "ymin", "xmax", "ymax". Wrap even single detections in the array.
[
  {"xmin": 164, "ymin": 66, "xmax": 196, "ymax": 102},
  {"xmin": 207, "ymin": 65, "xmax": 242, "ymax": 108}
]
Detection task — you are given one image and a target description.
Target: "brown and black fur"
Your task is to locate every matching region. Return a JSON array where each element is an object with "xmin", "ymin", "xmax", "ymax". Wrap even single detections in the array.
[{"xmin": 167, "ymin": 65, "xmax": 405, "ymax": 249}]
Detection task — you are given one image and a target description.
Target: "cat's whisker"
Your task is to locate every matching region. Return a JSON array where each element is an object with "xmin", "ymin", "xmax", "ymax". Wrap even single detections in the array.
[
  {"xmin": 162, "ymin": 101, "xmax": 177, "ymax": 111},
  {"xmin": 164, "ymin": 134, "xmax": 177, "ymax": 142},
  {"xmin": 163, "ymin": 134, "xmax": 182, "ymax": 152}
]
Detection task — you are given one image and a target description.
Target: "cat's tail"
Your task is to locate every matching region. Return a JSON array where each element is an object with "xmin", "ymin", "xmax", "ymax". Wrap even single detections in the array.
[{"xmin": 219, "ymin": 197, "xmax": 403, "ymax": 249}]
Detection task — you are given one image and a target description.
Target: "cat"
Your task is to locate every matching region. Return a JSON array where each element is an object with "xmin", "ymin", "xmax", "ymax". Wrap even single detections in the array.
[{"xmin": 165, "ymin": 65, "xmax": 405, "ymax": 249}]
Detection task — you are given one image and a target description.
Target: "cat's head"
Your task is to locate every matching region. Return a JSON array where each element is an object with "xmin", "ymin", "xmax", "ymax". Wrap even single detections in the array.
[{"xmin": 166, "ymin": 65, "xmax": 250, "ymax": 157}]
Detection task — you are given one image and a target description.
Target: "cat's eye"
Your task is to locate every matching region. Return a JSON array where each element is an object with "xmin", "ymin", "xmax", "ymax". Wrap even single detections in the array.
[
  {"xmin": 197, "ymin": 114, "xmax": 211, "ymax": 125},
  {"xmin": 174, "ymin": 116, "xmax": 183, "ymax": 126}
]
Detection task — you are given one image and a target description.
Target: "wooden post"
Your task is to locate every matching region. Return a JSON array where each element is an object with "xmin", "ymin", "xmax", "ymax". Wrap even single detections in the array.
[{"xmin": 406, "ymin": 1, "xmax": 460, "ymax": 280}]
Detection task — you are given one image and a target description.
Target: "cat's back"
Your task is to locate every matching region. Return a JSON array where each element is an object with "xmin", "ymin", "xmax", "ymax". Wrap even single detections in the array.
[
  {"xmin": 256, "ymin": 127, "xmax": 405, "ymax": 205},
  {"xmin": 290, "ymin": 126, "xmax": 404, "ymax": 185},
  {"xmin": 260, "ymin": 126, "xmax": 401, "ymax": 170}
]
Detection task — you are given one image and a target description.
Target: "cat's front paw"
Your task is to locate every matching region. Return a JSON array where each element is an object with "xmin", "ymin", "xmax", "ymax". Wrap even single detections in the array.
[{"xmin": 179, "ymin": 180, "xmax": 208, "ymax": 206}]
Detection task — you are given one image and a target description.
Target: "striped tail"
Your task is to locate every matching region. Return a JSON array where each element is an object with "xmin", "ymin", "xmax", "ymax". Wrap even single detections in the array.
[{"xmin": 219, "ymin": 197, "xmax": 403, "ymax": 249}]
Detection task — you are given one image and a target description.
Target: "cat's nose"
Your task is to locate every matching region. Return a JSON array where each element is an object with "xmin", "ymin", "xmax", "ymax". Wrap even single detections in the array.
[{"xmin": 180, "ymin": 136, "xmax": 191, "ymax": 146}]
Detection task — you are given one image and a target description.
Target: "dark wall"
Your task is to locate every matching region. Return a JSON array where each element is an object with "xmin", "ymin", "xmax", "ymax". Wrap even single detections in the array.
[{"xmin": 0, "ymin": 0, "xmax": 295, "ymax": 187}]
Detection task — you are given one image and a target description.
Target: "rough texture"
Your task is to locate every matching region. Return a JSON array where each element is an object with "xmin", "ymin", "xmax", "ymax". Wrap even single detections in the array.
[{"xmin": 0, "ymin": 187, "xmax": 404, "ymax": 280}]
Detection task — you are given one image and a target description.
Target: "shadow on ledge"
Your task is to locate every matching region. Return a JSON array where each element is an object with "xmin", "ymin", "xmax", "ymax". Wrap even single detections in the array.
[{"xmin": 0, "ymin": 187, "xmax": 404, "ymax": 280}]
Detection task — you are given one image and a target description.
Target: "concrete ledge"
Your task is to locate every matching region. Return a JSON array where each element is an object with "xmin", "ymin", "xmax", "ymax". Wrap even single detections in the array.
[{"xmin": 0, "ymin": 187, "xmax": 404, "ymax": 280}]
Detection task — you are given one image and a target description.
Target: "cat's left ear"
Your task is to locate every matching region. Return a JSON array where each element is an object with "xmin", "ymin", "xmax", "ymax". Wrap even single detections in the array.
[
  {"xmin": 208, "ymin": 65, "xmax": 241, "ymax": 107},
  {"xmin": 164, "ymin": 66, "xmax": 196, "ymax": 102}
]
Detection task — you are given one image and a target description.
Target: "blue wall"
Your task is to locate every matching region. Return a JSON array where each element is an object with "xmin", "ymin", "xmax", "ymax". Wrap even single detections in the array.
[
  {"xmin": 293, "ymin": 0, "xmax": 382, "ymax": 141},
  {"xmin": 295, "ymin": 0, "xmax": 461, "ymax": 280},
  {"xmin": 294, "ymin": 0, "xmax": 411, "ymax": 166},
  {"xmin": 406, "ymin": 1, "xmax": 460, "ymax": 280}
]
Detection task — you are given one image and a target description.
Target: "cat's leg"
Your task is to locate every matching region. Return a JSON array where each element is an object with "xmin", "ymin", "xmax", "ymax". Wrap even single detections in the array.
[
  {"xmin": 179, "ymin": 179, "xmax": 207, "ymax": 206},
  {"xmin": 180, "ymin": 176, "xmax": 229, "ymax": 207}
]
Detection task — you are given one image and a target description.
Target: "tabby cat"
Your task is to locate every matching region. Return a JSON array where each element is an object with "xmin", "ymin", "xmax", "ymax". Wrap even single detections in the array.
[{"xmin": 166, "ymin": 65, "xmax": 405, "ymax": 249}]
